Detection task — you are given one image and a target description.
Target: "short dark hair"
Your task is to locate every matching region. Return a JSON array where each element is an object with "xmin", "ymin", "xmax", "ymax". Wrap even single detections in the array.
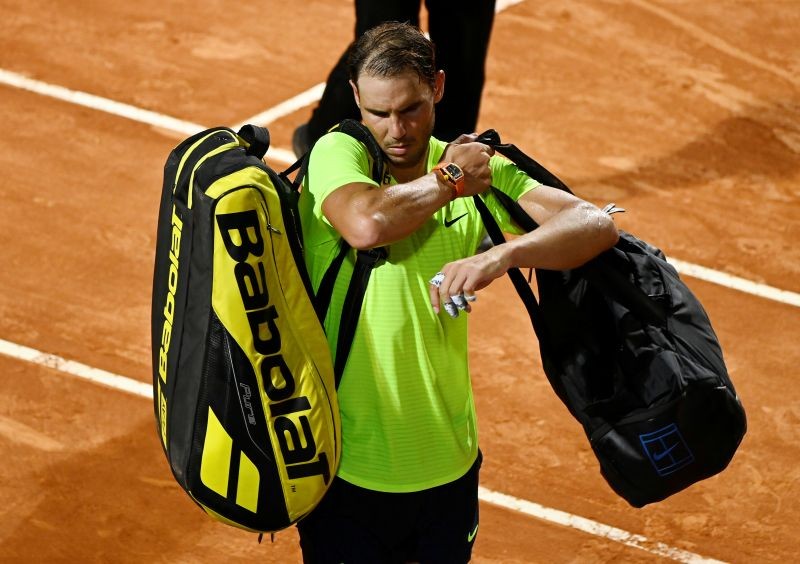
[{"xmin": 348, "ymin": 22, "xmax": 437, "ymax": 88}]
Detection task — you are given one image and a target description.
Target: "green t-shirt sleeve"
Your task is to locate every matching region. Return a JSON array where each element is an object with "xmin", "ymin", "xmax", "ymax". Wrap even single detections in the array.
[
  {"xmin": 306, "ymin": 132, "xmax": 380, "ymax": 228},
  {"xmin": 483, "ymin": 154, "xmax": 540, "ymax": 234}
]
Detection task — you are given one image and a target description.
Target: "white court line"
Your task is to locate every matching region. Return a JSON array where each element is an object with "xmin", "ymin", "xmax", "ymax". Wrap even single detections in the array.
[
  {"xmin": 0, "ymin": 339, "xmax": 151, "ymax": 399},
  {"xmin": 628, "ymin": 0, "xmax": 799, "ymax": 87},
  {"xmin": 479, "ymin": 488, "xmax": 724, "ymax": 563},
  {"xmin": 0, "ymin": 68, "xmax": 297, "ymax": 166},
  {"xmin": 496, "ymin": 0, "xmax": 527, "ymax": 11},
  {"xmin": 231, "ymin": 82, "xmax": 326, "ymax": 132},
  {"xmin": 0, "ymin": 337, "xmax": 724, "ymax": 563},
  {"xmin": 0, "ymin": 69, "xmax": 205, "ymax": 137},
  {"xmin": 670, "ymin": 259, "xmax": 800, "ymax": 308}
]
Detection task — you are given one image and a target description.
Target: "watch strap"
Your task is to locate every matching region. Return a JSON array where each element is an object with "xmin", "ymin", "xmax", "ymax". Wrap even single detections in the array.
[{"xmin": 433, "ymin": 162, "xmax": 465, "ymax": 199}]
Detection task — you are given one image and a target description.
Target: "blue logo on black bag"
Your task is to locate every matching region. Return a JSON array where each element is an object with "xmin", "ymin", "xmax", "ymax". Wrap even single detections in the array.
[{"xmin": 640, "ymin": 424, "xmax": 694, "ymax": 476}]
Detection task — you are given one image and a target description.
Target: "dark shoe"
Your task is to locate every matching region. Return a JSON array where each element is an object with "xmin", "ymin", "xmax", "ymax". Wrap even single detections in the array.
[{"xmin": 292, "ymin": 123, "xmax": 310, "ymax": 158}]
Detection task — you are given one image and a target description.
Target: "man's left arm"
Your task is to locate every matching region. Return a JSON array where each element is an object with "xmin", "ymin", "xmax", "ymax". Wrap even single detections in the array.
[{"xmin": 429, "ymin": 183, "xmax": 619, "ymax": 313}]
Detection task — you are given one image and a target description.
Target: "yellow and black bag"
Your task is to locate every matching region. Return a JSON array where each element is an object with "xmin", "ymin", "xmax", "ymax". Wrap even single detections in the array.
[{"xmin": 151, "ymin": 121, "xmax": 384, "ymax": 532}]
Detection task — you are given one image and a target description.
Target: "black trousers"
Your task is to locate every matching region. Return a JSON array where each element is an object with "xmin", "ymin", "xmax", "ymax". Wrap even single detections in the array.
[
  {"xmin": 297, "ymin": 452, "xmax": 482, "ymax": 564},
  {"xmin": 306, "ymin": 0, "xmax": 496, "ymax": 144}
]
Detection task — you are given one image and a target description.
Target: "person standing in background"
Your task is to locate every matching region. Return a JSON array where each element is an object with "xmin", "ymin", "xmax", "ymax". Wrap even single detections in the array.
[{"xmin": 292, "ymin": 0, "xmax": 497, "ymax": 156}]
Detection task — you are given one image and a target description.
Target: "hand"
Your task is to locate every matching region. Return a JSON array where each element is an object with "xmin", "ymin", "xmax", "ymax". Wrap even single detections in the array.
[
  {"xmin": 441, "ymin": 133, "xmax": 479, "ymax": 162},
  {"xmin": 439, "ymin": 133, "xmax": 494, "ymax": 198},
  {"xmin": 428, "ymin": 246, "xmax": 511, "ymax": 318}
]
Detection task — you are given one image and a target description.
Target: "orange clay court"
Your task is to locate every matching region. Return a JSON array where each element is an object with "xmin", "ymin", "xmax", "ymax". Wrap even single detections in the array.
[{"xmin": 1, "ymin": 1, "xmax": 799, "ymax": 562}]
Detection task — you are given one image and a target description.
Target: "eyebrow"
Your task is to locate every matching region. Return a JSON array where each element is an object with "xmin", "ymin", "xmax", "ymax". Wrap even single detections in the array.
[{"xmin": 364, "ymin": 100, "xmax": 423, "ymax": 117}]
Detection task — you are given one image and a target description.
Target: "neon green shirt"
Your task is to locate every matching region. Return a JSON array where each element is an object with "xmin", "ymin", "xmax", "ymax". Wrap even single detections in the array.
[{"xmin": 299, "ymin": 131, "xmax": 538, "ymax": 492}]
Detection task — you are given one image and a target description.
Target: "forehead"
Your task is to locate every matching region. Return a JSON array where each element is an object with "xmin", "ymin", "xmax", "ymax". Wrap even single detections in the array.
[{"xmin": 356, "ymin": 71, "xmax": 433, "ymax": 109}]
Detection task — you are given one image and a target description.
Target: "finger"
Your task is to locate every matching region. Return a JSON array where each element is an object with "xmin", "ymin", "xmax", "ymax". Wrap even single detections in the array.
[
  {"xmin": 439, "ymin": 286, "xmax": 453, "ymax": 315},
  {"xmin": 428, "ymin": 271, "xmax": 445, "ymax": 313},
  {"xmin": 439, "ymin": 269, "xmax": 464, "ymax": 306},
  {"xmin": 451, "ymin": 294, "xmax": 467, "ymax": 310},
  {"xmin": 429, "ymin": 271, "xmax": 445, "ymax": 288},
  {"xmin": 455, "ymin": 133, "xmax": 478, "ymax": 144},
  {"xmin": 475, "ymin": 142, "xmax": 494, "ymax": 156},
  {"xmin": 443, "ymin": 300, "xmax": 459, "ymax": 318},
  {"xmin": 452, "ymin": 294, "xmax": 471, "ymax": 314},
  {"xmin": 439, "ymin": 284, "xmax": 458, "ymax": 318}
]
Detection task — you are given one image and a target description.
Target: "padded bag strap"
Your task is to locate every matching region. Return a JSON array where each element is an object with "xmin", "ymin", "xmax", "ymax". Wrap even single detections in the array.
[
  {"xmin": 326, "ymin": 120, "xmax": 391, "ymax": 384},
  {"xmin": 276, "ymin": 118, "xmax": 389, "ymax": 386},
  {"xmin": 326, "ymin": 120, "xmax": 389, "ymax": 384},
  {"xmin": 334, "ymin": 247, "xmax": 388, "ymax": 385},
  {"xmin": 313, "ymin": 240, "xmax": 350, "ymax": 323}
]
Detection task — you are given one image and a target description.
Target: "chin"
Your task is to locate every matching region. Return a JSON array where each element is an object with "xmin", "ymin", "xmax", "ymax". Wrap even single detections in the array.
[{"xmin": 386, "ymin": 145, "xmax": 426, "ymax": 169}]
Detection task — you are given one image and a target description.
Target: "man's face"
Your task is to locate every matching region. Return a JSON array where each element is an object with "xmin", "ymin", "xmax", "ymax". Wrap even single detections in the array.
[{"xmin": 351, "ymin": 70, "xmax": 444, "ymax": 174}]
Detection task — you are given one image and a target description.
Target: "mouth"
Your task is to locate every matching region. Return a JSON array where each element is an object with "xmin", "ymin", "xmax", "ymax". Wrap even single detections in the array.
[{"xmin": 385, "ymin": 143, "xmax": 412, "ymax": 156}]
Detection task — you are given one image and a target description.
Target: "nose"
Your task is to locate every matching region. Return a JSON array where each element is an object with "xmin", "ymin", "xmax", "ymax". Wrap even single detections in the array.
[{"xmin": 388, "ymin": 114, "xmax": 406, "ymax": 140}]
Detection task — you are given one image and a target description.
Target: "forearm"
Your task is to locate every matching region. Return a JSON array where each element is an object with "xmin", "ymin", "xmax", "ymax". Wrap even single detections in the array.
[
  {"xmin": 499, "ymin": 202, "xmax": 619, "ymax": 270},
  {"xmin": 338, "ymin": 173, "xmax": 453, "ymax": 248},
  {"xmin": 323, "ymin": 140, "xmax": 494, "ymax": 249}
]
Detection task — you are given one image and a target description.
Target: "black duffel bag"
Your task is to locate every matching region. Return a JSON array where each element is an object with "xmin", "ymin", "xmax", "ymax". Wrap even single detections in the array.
[{"xmin": 474, "ymin": 130, "xmax": 746, "ymax": 507}]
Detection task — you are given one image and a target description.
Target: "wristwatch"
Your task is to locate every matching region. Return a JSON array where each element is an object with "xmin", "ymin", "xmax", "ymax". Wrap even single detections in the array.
[{"xmin": 433, "ymin": 162, "xmax": 465, "ymax": 199}]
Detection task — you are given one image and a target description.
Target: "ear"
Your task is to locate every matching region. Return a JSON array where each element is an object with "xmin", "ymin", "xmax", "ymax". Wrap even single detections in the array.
[
  {"xmin": 349, "ymin": 79, "xmax": 361, "ymax": 109},
  {"xmin": 433, "ymin": 70, "xmax": 445, "ymax": 104}
]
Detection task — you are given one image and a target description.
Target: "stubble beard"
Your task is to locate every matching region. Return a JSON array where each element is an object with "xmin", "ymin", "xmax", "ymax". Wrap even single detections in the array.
[{"xmin": 384, "ymin": 116, "xmax": 435, "ymax": 178}]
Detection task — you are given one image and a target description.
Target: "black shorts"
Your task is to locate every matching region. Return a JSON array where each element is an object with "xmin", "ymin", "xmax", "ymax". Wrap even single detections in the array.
[{"xmin": 297, "ymin": 452, "xmax": 482, "ymax": 564}]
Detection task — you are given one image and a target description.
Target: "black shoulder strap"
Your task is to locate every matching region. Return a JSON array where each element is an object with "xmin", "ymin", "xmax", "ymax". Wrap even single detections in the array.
[
  {"xmin": 476, "ymin": 129, "xmax": 572, "ymax": 194},
  {"xmin": 472, "ymin": 195, "xmax": 546, "ymax": 340},
  {"xmin": 325, "ymin": 120, "xmax": 388, "ymax": 383},
  {"xmin": 333, "ymin": 247, "xmax": 388, "ymax": 385},
  {"xmin": 313, "ymin": 240, "xmax": 349, "ymax": 322},
  {"xmin": 280, "ymin": 119, "xmax": 388, "ymax": 385},
  {"xmin": 474, "ymin": 129, "xmax": 666, "ymax": 326}
]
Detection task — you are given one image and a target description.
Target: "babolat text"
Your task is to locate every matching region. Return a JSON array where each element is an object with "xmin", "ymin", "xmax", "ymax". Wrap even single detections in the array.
[{"xmin": 216, "ymin": 208, "xmax": 330, "ymax": 484}]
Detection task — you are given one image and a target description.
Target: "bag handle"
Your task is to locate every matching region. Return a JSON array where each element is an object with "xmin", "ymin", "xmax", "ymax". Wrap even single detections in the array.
[
  {"xmin": 475, "ymin": 129, "xmax": 667, "ymax": 326},
  {"xmin": 236, "ymin": 125, "xmax": 271, "ymax": 159}
]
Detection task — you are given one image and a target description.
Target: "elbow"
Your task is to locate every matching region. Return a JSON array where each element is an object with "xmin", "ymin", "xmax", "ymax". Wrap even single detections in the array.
[
  {"xmin": 339, "ymin": 213, "xmax": 387, "ymax": 250},
  {"xmin": 573, "ymin": 203, "xmax": 618, "ymax": 265},
  {"xmin": 598, "ymin": 211, "xmax": 619, "ymax": 251}
]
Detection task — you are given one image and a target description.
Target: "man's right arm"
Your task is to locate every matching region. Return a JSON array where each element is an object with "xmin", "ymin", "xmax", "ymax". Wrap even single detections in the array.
[
  {"xmin": 318, "ymin": 139, "xmax": 494, "ymax": 250},
  {"xmin": 322, "ymin": 176, "xmax": 450, "ymax": 249}
]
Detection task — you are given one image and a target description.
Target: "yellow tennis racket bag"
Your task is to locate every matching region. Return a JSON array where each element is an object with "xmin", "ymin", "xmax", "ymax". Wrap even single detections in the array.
[{"xmin": 152, "ymin": 125, "xmax": 349, "ymax": 533}]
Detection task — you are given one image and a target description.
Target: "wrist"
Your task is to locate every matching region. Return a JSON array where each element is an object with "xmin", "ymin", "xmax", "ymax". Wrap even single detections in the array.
[
  {"xmin": 492, "ymin": 242, "xmax": 515, "ymax": 273},
  {"xmin": 433, "ymin": 162, "xmax": 465, "ymax": 199},
  {"xmin": 432, "ymin": 170, "xmax": 457, "ymax": 201}
]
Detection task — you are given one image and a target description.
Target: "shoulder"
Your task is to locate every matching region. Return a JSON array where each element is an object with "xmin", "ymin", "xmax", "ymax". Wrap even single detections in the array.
[
  {"xmin": 308, "ymin": 131, "xmax": 374, "ymax": 183},
  {"xmin": 312, "ymin": 130, "xmax": 369, "ymax": 160},
  {"xmin": 305, "ymin": 131, "xmax": 378, "ymax": 201}
]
